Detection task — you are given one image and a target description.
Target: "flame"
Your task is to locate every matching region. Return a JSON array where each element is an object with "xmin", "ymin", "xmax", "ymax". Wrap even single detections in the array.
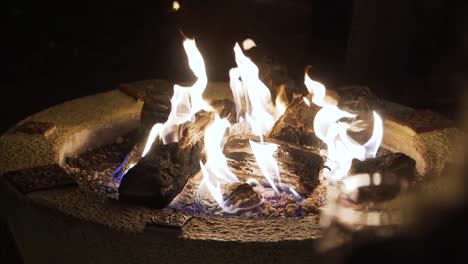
[
  {"xmin": 142, "ymin": 38, "xmax": 209, "ymax": 153},
  {"xmin": 305, "ymin": 71, "xmax": 384, "ymax": 181},
  {"xmin": 172, "ymin": 1, "xmax": 180, "ymax": 11},
  {"xmin": 198, "ymin": 115, "xmax": 267, "ymax": 213},
  {"xmin": 363, "ymin": 111, "xmax": 383, "ymax": 159},
  {"xmin": 275, "ymin": 85, "xmax": 288, "ymax": 117},
  {"xmin": 180, "ymin": 38, "xmax": 209, "ymax": 116},
  {"xmin": 304, "ymin": 70, "xmax": 326, "ymax": 107},
  {"xmin": 203, "ymin": 116, "xmax": 238, "ymax": 182},
  {"xmin": 249, "ymin": 140, "xmax": 281, "ymax": 193},
  {"xmin": 229, "ymin": 43, "xmax": 276, "ymax": 137},
  {"xmin": 242, "ymin": 38, "xmax": 256, "ymax": 50}
]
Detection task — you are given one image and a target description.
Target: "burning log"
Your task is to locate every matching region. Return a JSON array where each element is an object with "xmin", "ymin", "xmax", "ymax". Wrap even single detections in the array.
[
  {"xmin": 269, "ymin": 95, "xmax": 324, "ymax": 147},
  {"xmin": 118, "ymin": 111, "xmax": 215, "ymax": 208},
  {"xmin": 348, "ymin": 153, "xmax": 416, "ymax": 203},
  {"xmin": 223, "ymin": 135, "xmax": 325, "ymax": 195}
]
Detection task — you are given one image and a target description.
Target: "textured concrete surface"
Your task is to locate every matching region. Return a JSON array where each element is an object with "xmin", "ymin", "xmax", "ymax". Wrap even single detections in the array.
[{"xmin": 0, "ymin": 90, "xmax": 143, "ymax": 175}]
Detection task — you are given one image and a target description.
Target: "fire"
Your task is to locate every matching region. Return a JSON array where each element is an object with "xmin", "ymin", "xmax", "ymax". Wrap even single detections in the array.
[
  {"xmin": 304, "ymin": 71, "xmax": 384, "ymax": 181},
  {"xmin": 303, "ymin": 70, "xmax": 387, "ymax": 228},
  {"xmin": 275, "ymin": 85, "xmax": 288, "ymax": 117},
  {"xmin": 133, "ymin": 35, "xmax": 386, "ymax": 218},
  {"xmin": 202, "ymin": 115, "xmax": 237, "ymax": 183},
  {"xmin": 198, "ymin": 115, "xmax": 264, "ymax": 213},
  {"xmin": 142, "ymin": 123, "xmax": 164, "ymax": 157},
  {"xmin": 229, "ymin": 43, "xmax": 276, "ymax": 137},
  {"xmin": 172, "ymin": 1, "xmax": 180, "ymax": 11},
  {"xmin": 242, "ymin": 38, "xmax": 256, "ymax": 50},
  {"xmin": 141, "ymin": 38, "xmax": 209, "ymax": 156},
  {"xmin": 304, "ymin": 69, "xmax": 326, "ymax": 107}
]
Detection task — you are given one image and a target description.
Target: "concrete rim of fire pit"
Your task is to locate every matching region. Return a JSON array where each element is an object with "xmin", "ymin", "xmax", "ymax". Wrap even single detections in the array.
[{"xmin": 0, "ymin": 80, "xmax": 460, "ymax": 246}]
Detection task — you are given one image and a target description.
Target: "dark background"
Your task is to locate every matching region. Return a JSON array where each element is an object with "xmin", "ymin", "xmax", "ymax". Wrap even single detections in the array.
[
  {"xmin": 2, "ymin": 0, "xmax": 466, "ymax": 134},
  {"xmin": 1, "ymin": 0, "xmax": 467, "ymax": 263}
]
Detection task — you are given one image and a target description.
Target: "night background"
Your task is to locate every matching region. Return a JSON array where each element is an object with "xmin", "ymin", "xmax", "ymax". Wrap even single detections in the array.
[{"xmin": 1, "ymin": 0, "xmax": 467, "ymax": 263}]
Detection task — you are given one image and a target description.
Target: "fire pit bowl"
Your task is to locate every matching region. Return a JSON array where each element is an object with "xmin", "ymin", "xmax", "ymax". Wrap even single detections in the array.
[{"xmin": 0, "ymin": 79, "xmax": 459, "ymax": 263}]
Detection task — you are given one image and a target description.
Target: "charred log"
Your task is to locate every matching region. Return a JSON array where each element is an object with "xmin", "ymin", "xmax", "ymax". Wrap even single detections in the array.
[
  {"xmin": 223, "ymin": 135, "xmax": 325, "ymax": 196},
  {"xmin": 269, "ymin": 95, "xmax": 323, "ymax": 148},
  {"xmin": 349, "ymin": 153, "xmax": 416, "ymax": 203},
  {"xmin": 118, "ymin": 111, "xmax": 215, "ymax": 208}
]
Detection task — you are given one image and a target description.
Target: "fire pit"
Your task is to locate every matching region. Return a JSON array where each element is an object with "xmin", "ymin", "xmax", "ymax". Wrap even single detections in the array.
[{"xmin": 0, "ymin": 38, "xmax": 460, "ymax": 263}]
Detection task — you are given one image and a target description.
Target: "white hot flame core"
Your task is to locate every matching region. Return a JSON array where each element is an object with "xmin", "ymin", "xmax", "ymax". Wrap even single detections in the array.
[
  {"xmin": 229, "ymin": 43, "xmax": 276, "ymax": 137},
  {"xmin": 363, "ymin": 111, "xmax": 383, "ymax": 159},
  {"xmin": 197, "ymin": 115, "xmax": 267, "ymax": 213},
  {"xmin": 203, "ymin": 116, "xmax": 238, "ymax": 182},
  {"xmin": 275, "ymin": 85, "xmax": 288, "ymax": 117},
  {"xmin": 142, "ymin": 123, "xmax": 164, "ymax": 157}
]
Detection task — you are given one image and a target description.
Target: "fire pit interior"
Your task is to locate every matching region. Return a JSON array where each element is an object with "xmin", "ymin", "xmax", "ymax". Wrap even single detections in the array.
[
  {"xmin": 55, "ymin": 38, "xmax": 421, "ymax": 224},
  {"xmin": 1, "ymin": 1, "xmax": 465, "ymax": 263}
]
